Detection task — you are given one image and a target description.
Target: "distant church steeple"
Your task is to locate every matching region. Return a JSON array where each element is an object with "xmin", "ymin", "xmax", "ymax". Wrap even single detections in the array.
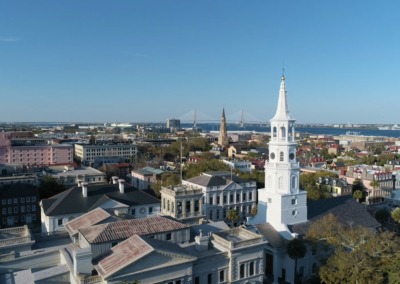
[{"xmin": 218, "ymin": 108, "xmax": 229, "ymax": 147}]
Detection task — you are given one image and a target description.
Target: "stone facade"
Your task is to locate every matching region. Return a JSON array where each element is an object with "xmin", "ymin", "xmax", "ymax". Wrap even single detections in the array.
[{"xmin": 218, "ymin": 109, "xmax": 229, "ymax": 147}]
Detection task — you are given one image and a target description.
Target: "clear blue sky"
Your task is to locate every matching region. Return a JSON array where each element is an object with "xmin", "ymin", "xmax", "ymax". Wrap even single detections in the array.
[{"xmin": 1, "ymin": 0, "xmax": 399, "ymax": 124}]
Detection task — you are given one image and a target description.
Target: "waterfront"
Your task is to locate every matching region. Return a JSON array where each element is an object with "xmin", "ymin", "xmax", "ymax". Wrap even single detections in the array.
[{"xmin": 182, "ymin": 124, "xmax": 400, "ymax": 138}]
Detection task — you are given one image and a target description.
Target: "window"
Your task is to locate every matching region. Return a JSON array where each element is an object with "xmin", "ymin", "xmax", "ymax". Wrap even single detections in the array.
[
  {"xmin": 177, "ymin": 202, "xmax": 182, "ymax": 214},
  {"xmin": 299, "ymin": 266, "xmax": 304, "ymax": 277},
  {"xmin": 249, "ymin": 261, "xmax": 254, "ymax": 276},
  {"xmin": 1, "ymin": 200, "xmax": 5, "ymax": 205},
  {"xmin": 278, "ymin": 177, "xmax": 284, "ymax": 189},
  {"xmin": 14, "ymin": 207, "xmax": 18, "ymax": 213},
  {"xmin": 131, "ymin": 209, "xmax": 136, "ymax": 215},
  {"xmin": 292, "ymin": 176, "xmax": 296, "ymax": 189},
  {"xmin": 14, "ymin": 216, "xmax": 18, "ymax": 222},
  {"xmin": 210, "ymin": 210, "xmax": 213, "ymax": 220},
  {"xmin": 176, "ymin": 281, "xmax": 181, "ymax": 284},
  {"xmin": 312, "ymin": 263, "xmax": 317, "ymax": 273},
  {"xmin": 209, "ymin": 197, "xmax": 213, "ymax": 205},
  {"xmin": 58, "ymin": 218, "xmax": 63, "ymax": 226},
  {"xmin": 280, "ymin": 151, "xmax": 284, "ymax": 162},
  {"xmin": 216, "ymin": 210, "xmax": 220, "ymax": 219},
  {"xmin": 186, "ymin": 201, "xmax": 190, "ymax": 212},
  {"xmin": 312, "ymin": 248, "xmax": 317, "ymax": 255},
  {"xmin": 167, "ymin": 200, "xmax": 170, "ymax": 211},
  {"xmin": 21, "ymin": 215, "xmax": 25, "ymax": 221},
  {"xmin": 163, "ymin": 198, "xmax": 165, "ymax": 209},
  {"xmin": 2, "ymin": 209, "xmax": 6, "ymax": 214},
  {"xmin": 2, "ymin": 218, "xmax": 5, "ymax": 224},
  {"xmin": 32, "ymin": 205, "xmax": 36, "ymax": 211},
  {"xmin": 242, "ymin": 205, "xmax": 246, "ymax": 214},
  {"xmin": 195, "ymin": 277, "xmax": 200, "ymax": 284},
  {"xmin": 240, "ymin": 264, "xmax": 245, "ymax": 278},
  {"xmin": 195, "ymin": 200, "xmax": 199, "ymax": 212},
  {"xmin": 230, "ymin": 194, "xmax": 233, "ymax": 203},
  {"xmin": 249, "ymin": 192, "xmax": 252, "ymax": 201},
  {"xmin": 149, "ymin": 207, "xmax": 153, "ymax": 213},
  {"xmin": 8, "ymin": 199, "xmax": 11, "ymax": 204},
  {"xmin": 27, "ymin": 205, "xmax": 30, "ymax": 212},
  {"xmin": 208, "ymin": 273, "xmax": 212, "ymax": 284},
  {"xmin": 8, "ymin": 208, "xmax": 12, "ymax": 214},
  {"xmin": 166, "ymin": 233, "xmax": 172, "ymax": 240},
  {"xmin": 242, "ymin": 192, "xmax": 246, "ymax": 201},
  {"xmin": 219, "ymin": 270, "xmax": 224, "ymax": 282},
  {"xmin": 236, "ymin": 193, "xmax": 240, "ymax": 202},
  {"xmin": 27, "ymin": 197, "xmax": 30, "ymax": 202},
  {"xmin": 171, "ymin": 202, "xmax": 174, "ymax": 213},
  {"xmin": 217, "ymin": 196, "xmax": 220, "ymax": 204},
  {"xmin": 292, "ymin": 198, "xmax": 297, "ymax": 205},
  {"xmin": 223, "ymin": 195, "xmax": 227, "ymax": 204},
  {"xmin": 14, "ymin": 198, "xmax": 18, "ymax": 203}
]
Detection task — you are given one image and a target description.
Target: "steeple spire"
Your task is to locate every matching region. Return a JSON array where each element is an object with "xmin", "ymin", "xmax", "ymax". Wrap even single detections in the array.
[
  {"xmin": 218, "ymin": 108, "xmax": 229, "ymax": 147},
  {"xmin": 271, "ymin": 75, "xmax": 294, "ymax": 121},
  {"xmin": 222, "ymin": 108, "xmax": 225, "ymax": 118}
]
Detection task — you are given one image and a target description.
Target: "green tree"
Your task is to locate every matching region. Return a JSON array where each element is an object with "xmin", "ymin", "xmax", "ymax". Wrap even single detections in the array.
[
  {"xmin": 151, "ymin": 172, "xmax": 181, "ymax": 197},
  {"xmin": 370, "ymin": 179, "xmax": 380, "ymax": 190},
  {"xmin": 227, "ymin": 209, "xmax": 239, "ymax": 228},
  {"xmin": 391, "ymin": 208, "xmax": 400, "ymax": 232},
  {"xmin": 98, "ymin": 165, "xmax": 120, "ymax": 183},
  {"xmin": 353, "ymin": 190, "xmax": 363, "ymax": 202},
  {"xmin": 39, "ymin": 175, "xmax": 66, "ymax": 199},
  {"xmin": 251, "ymin": 205, "xmax": 258, "ymax": 216},
  {"xmin": 287, "ymin": 238, "xmax": 307, "ymax": 284},
  {"xmin": 352, "ymin": 178, "xmax": 363, "ymax": 192},
  {"xmin": 184, "ymin": 160, "xmax": 230, "ymax": 179},
  {"xmin": 247, "ymin": 152, "xmax": 258, "ymax": 158},
  {"xmin": 375, "ymin": 209, "xmax": 390, "ymax": 222}
]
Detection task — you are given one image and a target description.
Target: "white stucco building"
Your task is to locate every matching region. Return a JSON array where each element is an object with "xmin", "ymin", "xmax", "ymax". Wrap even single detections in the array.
[{"xmin": 222, "ymin": 159, "xmax": 253, "ymax": 173}]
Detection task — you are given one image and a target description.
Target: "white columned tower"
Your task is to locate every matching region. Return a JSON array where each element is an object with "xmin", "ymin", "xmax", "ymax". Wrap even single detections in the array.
[{"xmin": 254, "ymin": 75, "xmax": 307, "ymax": 231}]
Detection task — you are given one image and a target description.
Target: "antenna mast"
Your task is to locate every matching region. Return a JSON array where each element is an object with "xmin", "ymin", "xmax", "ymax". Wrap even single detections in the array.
[{"xmin": 194, "ymin": 109, "xmax": 197, "ymax": 128}]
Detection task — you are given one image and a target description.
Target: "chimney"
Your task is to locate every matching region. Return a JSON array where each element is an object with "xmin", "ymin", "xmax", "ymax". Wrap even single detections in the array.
[
  {"xmin": 112, "ymin": 176, "xmax": 119, "ymax": 184},
  {"xmin": 195, "ymin": 229, "xmax": 210, "ymax": 252},
  {"xmin": 82, "ymin": 182, "xmax": 88, "ymax": 197},
  {"xmin": 77, "ymin": 179, "xmax": 83, "ymax": 187},
  {"xmin": 118, "ymin": 179, "xmax": 125, "ymax": 193}
]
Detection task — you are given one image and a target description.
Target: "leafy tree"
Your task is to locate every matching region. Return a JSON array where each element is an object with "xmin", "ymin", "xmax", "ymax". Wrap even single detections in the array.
[
  {"xmin": 306, "ymin": 213, "xmax": 400, "ymax": 284},
  {"xmin": 193, "ymin": 152, "xmax": 216, "ymax": 160},
  {"xmin": 287, "ymin": 238, "xmax": 307, "ymax": 284},
  {"xmin": 247, "ymin": 152, "xmax": 258, "ymax": 158},
  {"xmin": 299, "ymin": 171, "xmax": 338, "ymax": 200},
  {"xmin": 370, "ymin": 179, "xmax": 380, "ymax": 190},
  {"xmin": 227, "ymin": 209, "xmax": 239, "ymax": 228},
  {"xmin": 391, "ymin": 208, "xmax": 400, "ymax": 231},
  {"xmin": 352, "ymin": 178, "xmax": 363, "ymax": 192},
  {"xmin": 151, "ymin": 172, "xmax": 181, "ymax": 197},
  {"xmin": 38, "ymin": 175, "xmax": 66, "ymax": 199},
  {"xmin": 375, "ymin": 209, "xmax": 390, "ymax": 222},
  {"xmin": 98, "ymin": 165, "xmax": 120, "ymax": 183},
  {"xmin": 184, "ymin": 160, "xmax": 230, "ymax": 179},
  {"xmin": 249, "ymin": 141, "xmax": 258, "ymax": 148},
  {"xmin": 251, "ymin": 205, "xmax": 258, "ymax": 216},
  {"xmin": 353, "ymin": 190, "xmax": 363, "ymax": 202}
]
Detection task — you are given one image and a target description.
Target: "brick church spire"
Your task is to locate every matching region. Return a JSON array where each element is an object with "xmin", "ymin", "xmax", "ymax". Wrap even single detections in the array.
[{"xmin": 218, "ymin": 108, "xmax": 229, "ymax": 147}]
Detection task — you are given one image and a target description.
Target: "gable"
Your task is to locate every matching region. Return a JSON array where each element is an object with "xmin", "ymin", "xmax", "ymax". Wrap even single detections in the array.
[
  {"xmin": 98, "ymin": 199, "xmax": 129, "ymax": 210},
  {"xmin": 221, "ymin": 181, "xmax": 243, "ymax": 191}
]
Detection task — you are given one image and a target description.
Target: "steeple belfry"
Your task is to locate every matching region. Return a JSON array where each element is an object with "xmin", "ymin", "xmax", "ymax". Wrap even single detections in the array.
[{"xmin": 218, "ymin": 108, "xmax": 229, "ymax": 147}]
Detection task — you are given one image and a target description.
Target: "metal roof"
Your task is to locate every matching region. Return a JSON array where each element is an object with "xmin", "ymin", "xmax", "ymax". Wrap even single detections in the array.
[{"xmin": 65, "ymin": 207, "xmax": 110, "ymax": 236}]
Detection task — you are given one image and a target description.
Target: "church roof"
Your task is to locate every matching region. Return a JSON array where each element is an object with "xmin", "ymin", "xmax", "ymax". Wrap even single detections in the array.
[
  {"xmin": 186, "ymin": 174, "xmax": 251, "ymax": 187},
  {"xmin": 289, "ymin": 195, "xmax": 381, "ymax": 235},
  {"xmin": 255, "ymin": 223, "xmax": 287, "ymax": 249}
]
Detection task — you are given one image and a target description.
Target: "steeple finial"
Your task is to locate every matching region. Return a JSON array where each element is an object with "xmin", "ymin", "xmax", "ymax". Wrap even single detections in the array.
[
  {"xmin": 222, "ymin": 108, "xmax": 225, "ymax": 118},
  {"xmin": 282, "ymin": 61, "xmax": 285, "ymax": 81}
]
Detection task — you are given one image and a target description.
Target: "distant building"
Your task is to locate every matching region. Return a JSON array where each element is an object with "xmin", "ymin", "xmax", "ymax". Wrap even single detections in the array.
[
  {"xmin": 93, "ymin": 156, "xmax": 130, "ymax": 168},
  {"xmin": 130, "ymin": 166, "xmax": 165, "ymax": 189},
  {"xmin": 222, "ymin": 159, "xmax": 252, "ymax": 172},
  {"xmin": 217, "ymin": 109, "xmax": 229, "ymax": 147},
  {"xmin": 74, "ymin": 142, "xmax": 137, "ymax": 166},
  {"xmin": 228, "ymin": 144, "xmax": 249, "ymax": 158},
  {"xmin": 166, "ymin": 118, "xmax": 181, "ymax": 129},
  {"xmin": 316, "ymin": 176, "xmax": 353, "ymax": 197},
  {"xmin": 230, "ymin": 133, "xmax": 252, "ymax": 142},
  {"xmin": 0, "ymin": 132, "xmax": 73, "ymax": 166},
  {"xmin": 0, "ymin": 183, "xmax": 40, "ymax": 228}
]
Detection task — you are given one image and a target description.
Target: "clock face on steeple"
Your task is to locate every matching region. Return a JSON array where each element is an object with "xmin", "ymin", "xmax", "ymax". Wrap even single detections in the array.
[
  {"xmin": 289, "ymin": 153, "xmax": 295, "ymax": 160},
  {"xmin": 270, "ymin": 153, "xmax": 275, "ymax": 160}
]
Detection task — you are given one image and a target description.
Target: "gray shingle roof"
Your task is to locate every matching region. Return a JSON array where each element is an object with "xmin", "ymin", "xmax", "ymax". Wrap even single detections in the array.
[
  {"xmin": 255, "ymin": 223, "xmax": 287, "ymax": 248},
  {"xmin": 41, "ymin": 183, "xmax": 160, "ymax": 216},
  {"xmin": 289, "ymin": 195, "xmax": 381, "ymax": 235},
  {"xmin": 186, "ymin": 174, "xmax": 251, "ymax": 187}
]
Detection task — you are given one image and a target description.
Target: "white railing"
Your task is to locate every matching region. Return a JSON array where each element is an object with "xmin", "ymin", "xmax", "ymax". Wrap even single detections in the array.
[
  {"xmin": 0, "ymin": 236, "xmax": 31, "ymax": 247},
  {"xmin": 81, "ymin": 275, "xmax": 103, "ymax": 284},
  {"xmin": 0, "ymin": 251, "xmax": 15, "ymax": 262}
]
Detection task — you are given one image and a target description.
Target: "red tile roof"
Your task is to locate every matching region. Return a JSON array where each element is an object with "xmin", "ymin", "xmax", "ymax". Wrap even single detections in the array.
[
  {"xmin": 109, "ymin": 163, "xmax": 130, "ymax": 168},
  {"xmin": 65, "ymin": 207, "xmax": 110, "ymax": 236},
  {"xmin": 80, "ymin": 216, "xmax": 188, "ymax": 244}
]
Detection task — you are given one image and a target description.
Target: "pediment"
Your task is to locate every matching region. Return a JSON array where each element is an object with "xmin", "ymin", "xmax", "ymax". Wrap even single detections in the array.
[
  {"xmin": 221, "ymin": 181, "xmax": 244, "ymax": 191},
  {"xmin": 98, "ymin": 199, "xmax": 129, "ymax": 210}
]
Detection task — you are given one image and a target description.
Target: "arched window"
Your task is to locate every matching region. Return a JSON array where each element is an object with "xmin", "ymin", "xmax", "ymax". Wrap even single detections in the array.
[
  {"xmin": 312, "ymin": 263, "xmax": 317, "ymax": 273},
  {"xmin": 163, "ymin": 198, "xmax": 165, "ymax": 209},
  {"xmin": 177, "ymin": 202, "xmax": 182, "ymax": 214},
  {"xmin": 280, "ymin": 152, "xmax": 284, "ymax": 162},
  {"xmin": 273, "ymin": 127, "xmax": 277, "ymax": 137},
  {"xmin": 280, "ymin": 127, "xmax": 286, "ymax": 138},
  {"xmin": 167, "ymin": 200, "xmax": 170, "ymax": 211},
  {"xmin": 268, "ymin": 176, "xmax": 272, "ymax": 188},
  {"xmin": 278, "ymin": 177, "xmax": 284, "ymax": 189},
  {"xmin": 171, "ymin": 202, "xmax": 174, "ymax": 213},
  {"xmin": 291, "ymin": 176, "xmax": 296, "ymax": 189}
]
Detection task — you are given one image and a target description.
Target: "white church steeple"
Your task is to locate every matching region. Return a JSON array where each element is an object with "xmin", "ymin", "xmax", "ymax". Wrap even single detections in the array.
[{"xmin": 248, "ymin": 75, "xmax": 307, "ymax": 232}]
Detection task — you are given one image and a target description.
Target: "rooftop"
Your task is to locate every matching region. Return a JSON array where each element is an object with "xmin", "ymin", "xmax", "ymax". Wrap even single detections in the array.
[
  {"xmin": 65, "ymin": 207, "xmax": 111, "ymax": 236},
  {"xmin": 79, "ymin": 216, "xmax": 189, "ymax": 244},
  {"xmin": 41, "ymin": 183, "xmax": 160, "ymax": 216},
  {"xmin": 186, "ymin": 173, "xmax": 253, "ymax": 187},
  {"xmin": 133, "ymin": 166, "xmax": 164, "ymax": 175},
  {"xmin": 212, "ymin": 228, "xmax": 263, "ymax": 249},
  {"xmin": 45, "ymin": 166, "xmax": 103, "ymax": 177}
]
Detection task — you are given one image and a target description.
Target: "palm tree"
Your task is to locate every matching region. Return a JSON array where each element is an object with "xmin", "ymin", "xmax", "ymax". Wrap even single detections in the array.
[
  {"xmin": 353, "ymin": 190, "xmax": 363, "ymax": 202},
  {"xmin": 287, "ymin": 238, "xmax": 307, "ymax": 284},
  {"xmin": 227, "ymin": 209, "xmax": 239, "ymax": 228},
  {"xmin": 251, "ymin": 205, "xmax": 258, "ymax": 216}
]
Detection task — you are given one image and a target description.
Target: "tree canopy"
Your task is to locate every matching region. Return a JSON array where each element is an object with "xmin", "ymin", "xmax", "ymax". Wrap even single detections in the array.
[
  {"xmin": 306, "ymin": 213, "xmax": 400, "ymax": 284},
  {"xmin": 38, "ymin": 175, "xmax": 66, "ymax": 199},
  {"xmin": 98, "ymin": 165, "xmax": 120, "ymax": 183},
  {"xmin": 183, "ymin": 159, "xmax": 230, "ymax": 179},
  {"xmin": 151, "ymin": 172, "xmax": 181, "ymax": 197},
  {"xmin": 300, "ymin": 171, "xmax": 338, "ymax": 200},
  {"xmin": 227, "ymin": 209, "xmax": 239, "ymax": 228}
]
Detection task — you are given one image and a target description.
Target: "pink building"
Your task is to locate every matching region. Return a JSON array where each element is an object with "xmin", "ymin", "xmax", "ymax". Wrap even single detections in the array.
[{"xmin": 0, "ymin": 132, "xmax": 73, "ymax": 166}]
